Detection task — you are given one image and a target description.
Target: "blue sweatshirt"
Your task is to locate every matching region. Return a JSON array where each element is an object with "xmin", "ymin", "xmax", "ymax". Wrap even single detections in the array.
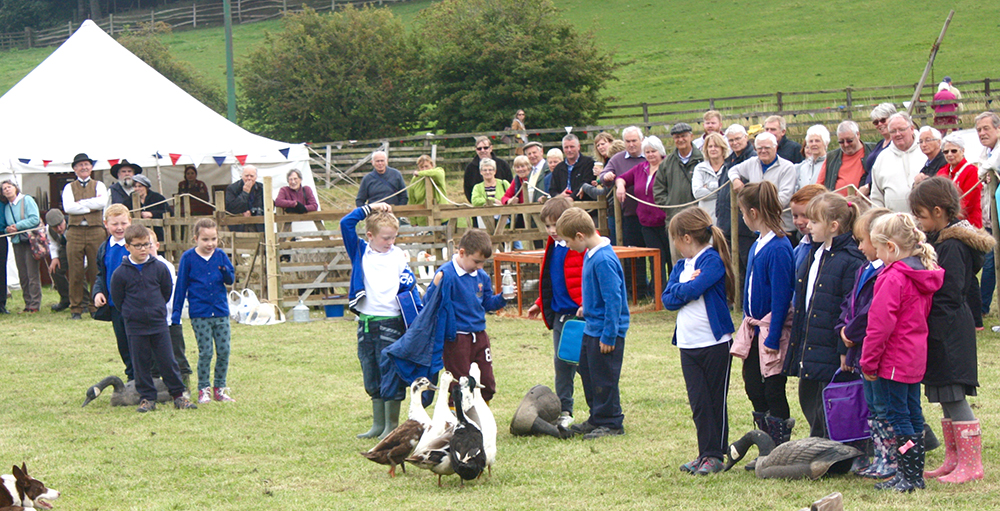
[
  {"xmin": 93, "ymin": 237, "xmax": 129, "ymax": 308},
  {"xmin": 110, "ymin": 256, "xmax": 173, "ymax": 335},
  {"xmin": 172, "ymin": 247, "xmax": 235, "ymax": 324},
  {"xmin": 425, "ymin": 259, "xmax": 505, "ymax": 333},
  {"xmin": 661, "ymin": 246, "xmax": 734, "ymax": 345},
  {"xmin": 744, "ymin": 233, "xmax": 795, "ymax": 350},
  {"xmin": 581, "ymin": 239, "xmax": 629, "ymax": 346}
]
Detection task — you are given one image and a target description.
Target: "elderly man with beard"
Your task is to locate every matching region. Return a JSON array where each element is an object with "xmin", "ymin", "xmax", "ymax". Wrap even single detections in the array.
[
  {"xmin": 62, "ymin": 152, "xmax": 109, "ymax": 319},
  {"xmin": 817, "ymin": 120, "xmax": 873, "ymax": 193},
  {"xmin": 109, "ymin": 160, "xmax": 141, "ymax": 206},
  {"xmin": 870, "ymin": 113, "xmax": 925, "ymax": 212}
]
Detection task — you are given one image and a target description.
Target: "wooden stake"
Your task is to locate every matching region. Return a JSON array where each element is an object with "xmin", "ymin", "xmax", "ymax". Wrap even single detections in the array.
[
  {"xmin": 263, "ymin": 175, "xmax": 278, "ymax": 304},
  {"xmin": 906, "ymin": 10, "xmax": 954, "ymax": 117}
]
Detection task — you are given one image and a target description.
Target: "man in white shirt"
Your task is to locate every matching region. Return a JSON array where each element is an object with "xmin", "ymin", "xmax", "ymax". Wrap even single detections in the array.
[
  {"xmin": 728, "ymin": 132, "xmax": 798, "ymax": 232},
  {"xmin": 61, "ymin": 152, "xmax": 109, "ymax": 319},
  {"xmin": 869, "ymin": 113, "xmax": 925, "ymax": 212}
]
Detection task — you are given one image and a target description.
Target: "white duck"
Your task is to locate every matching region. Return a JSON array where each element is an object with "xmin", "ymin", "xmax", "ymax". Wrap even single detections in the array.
[
  {"xmin": 405, "ymin": 371, "xmax": 458, "ymax": 486},
  {"xmin": 465, "ymin": 362, "xmax": 496, "ymax": 476},
  {"xmin": 361, "ymin": 377, "xmax": 436, "ymax": 477}
]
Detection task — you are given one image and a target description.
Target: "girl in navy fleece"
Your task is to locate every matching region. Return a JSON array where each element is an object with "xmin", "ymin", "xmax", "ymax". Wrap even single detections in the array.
[
  {"xmin": 785, "ymin": 193, "xmax": 866, "ymax": 439},
  {"xmin": 732, "ymin": 181, "xmax": 795, "ymax": 450},
  {"xmin": 172, "ymin": 218, "xmax": 236, "ymax": 404},
  {"xmin": 662, "ymin": 206, "xmax": 735, "ymax": 475}
]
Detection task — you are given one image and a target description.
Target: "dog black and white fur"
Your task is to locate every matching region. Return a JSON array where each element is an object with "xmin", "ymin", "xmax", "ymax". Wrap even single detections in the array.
[{"xmin": 0, "ymin": 463, "xmax": 59, "ymax": 510}]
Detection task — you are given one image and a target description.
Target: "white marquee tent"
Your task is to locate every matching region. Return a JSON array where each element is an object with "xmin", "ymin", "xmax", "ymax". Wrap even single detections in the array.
[
  {"xmin": 0, "ymin": 19, "xmax": 314, "ymax": 209},
  {"xmin": 0, "ymin": 19, "xmax": 317, "ymax": 288}
]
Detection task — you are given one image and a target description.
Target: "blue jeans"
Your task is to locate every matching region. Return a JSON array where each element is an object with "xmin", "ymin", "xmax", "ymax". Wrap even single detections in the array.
[
  {"xmin": 357, "ymin": 315, "xmax": 405, "ymax": 401},
  {"xmin": 981, "ymin": 249, "xmax": 994, "ymax": 315},
  {"xmin": 863, "ymin": 377, "xmax": 889, "ymax": 419},
  {"xmin": 882, "ymin": 379, "xmax": 924, "ymax": 436}
]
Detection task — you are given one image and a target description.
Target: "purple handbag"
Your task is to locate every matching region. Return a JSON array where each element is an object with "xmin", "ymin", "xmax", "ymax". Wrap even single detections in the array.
[{"xmin": 823, "ymin": 369, "xmax": 870, "ymax": 442}]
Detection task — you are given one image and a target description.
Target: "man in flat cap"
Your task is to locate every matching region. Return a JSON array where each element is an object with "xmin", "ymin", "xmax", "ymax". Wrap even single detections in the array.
[
  {"xmin": 45, "ymin": 209, "xmax": 72, "ymax": 312},
  {"xmin": 61, "ymin": 152, "xmax": 109, "ymax": 319},
  {"xmin": 654, "ymin": 122, "xmax": 704, "ymax": 266},
  {"xmin": 108, "ymin": 159, "xmax": 141, "ymax": 206}
]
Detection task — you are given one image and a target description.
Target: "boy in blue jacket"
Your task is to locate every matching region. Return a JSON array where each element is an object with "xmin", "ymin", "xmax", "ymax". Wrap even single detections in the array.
[
  {"xmin": 557, "ymin": 207, "xmax": 629, "ymax": 440},
  {"xmin": 341, "ymin": 203, "xmax": 420, "ymax": 439},
  {"xmin": 92, "ymin": 204, "xmax": 134, "ymax": 381},
  {"xmin": 110, "ymin": 224, "xmax": 196, "ymax": 412},
  {"xmin": 426, "ymin": 229, "xmax": 506, "ymax": 403}
]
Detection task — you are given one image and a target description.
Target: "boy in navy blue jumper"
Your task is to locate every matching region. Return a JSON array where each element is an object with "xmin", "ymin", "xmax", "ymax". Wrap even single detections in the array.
[
  {"xmin": 110, "ymin": 224, "xmax": 196, "ymax": 412},
  {"xmin": 341, "ymin": 202, "xmax": 420, "ymax": 439},
  {"xmin": 426, "ymin": 229, "xmax": 506, "ymax": 402},
  {"xmin": 92, "ymin": 204, "xmax": 135, "ymax": 382},
  {"xmin": 557, "ymin": 207, "xmax": 629, "ymax": 439}
]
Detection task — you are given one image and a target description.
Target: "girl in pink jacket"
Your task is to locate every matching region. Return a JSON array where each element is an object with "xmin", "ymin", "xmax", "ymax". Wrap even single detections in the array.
[{"xmin": 861, "ymin": 212, "xmax": 944, "ymax": 493}]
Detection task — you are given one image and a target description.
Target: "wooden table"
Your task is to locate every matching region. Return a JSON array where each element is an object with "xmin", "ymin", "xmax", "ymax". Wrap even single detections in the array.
[{"xmin": 492, "ymin": 246, "xmax": 663, "ymax": 316}]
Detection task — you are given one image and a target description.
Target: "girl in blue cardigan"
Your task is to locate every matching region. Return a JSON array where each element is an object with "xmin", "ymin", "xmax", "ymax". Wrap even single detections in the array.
[
  {"xmin": 662, "ymin": 206, "xmax": 736, "ymax": 476},
  {"xmin": 172, "ymin": 218, "xmax": 236, "ymax": 404},
  {"xmin": 734, "ymin": 181, "xmax": 795, "ymax": 453}
]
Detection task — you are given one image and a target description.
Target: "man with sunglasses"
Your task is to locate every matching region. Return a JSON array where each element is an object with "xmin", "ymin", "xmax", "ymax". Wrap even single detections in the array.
[
  {"xmin": 463, "ymin": 136, "xmax": 513, "ymax": 201},
  {"xmin": 817, "ymin": 120, "xmax": 874, "ymax": 193}
]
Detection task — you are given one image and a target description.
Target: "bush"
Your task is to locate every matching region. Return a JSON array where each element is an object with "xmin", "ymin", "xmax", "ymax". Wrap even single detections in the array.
[
  {"xmin": 238, "ymin": 6, "xmax": 424, "ymax": 143},
  {"xmin": 417, "ymin": 0, "xmax": 620, "ymax": 134},
  {"xmin": 117, "ymin": 23, "xmax": 226, "ymax": 114}
]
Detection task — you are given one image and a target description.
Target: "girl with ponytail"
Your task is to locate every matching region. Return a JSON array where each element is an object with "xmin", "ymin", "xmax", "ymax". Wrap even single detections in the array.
[
  {"xmin": 784, "ymin": 193, "xmax": 867, "ymax": 442},
  {"xmin": 662, "ymin": 206, "xmax": 736, "ymax": 475},
  {"xmin": 861, "ymin": 212, "xmax": 944, "ymax": 493},
  {"xmin": 732, "ymin": 181, "xmax": 796, "ymax": 456}
]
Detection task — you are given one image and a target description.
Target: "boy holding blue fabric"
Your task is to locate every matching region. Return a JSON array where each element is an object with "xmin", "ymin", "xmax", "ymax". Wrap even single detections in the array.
[
  {"xmin": 342, "ymin": 202, "xmax": 420, "ymax": 440},
  {"xmin": 557, "ymin": 207, "xmax": 629, "ymax": 440}
]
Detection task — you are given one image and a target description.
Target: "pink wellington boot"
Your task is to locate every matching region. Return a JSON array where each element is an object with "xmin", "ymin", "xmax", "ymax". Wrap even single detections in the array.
[
  {"xmin": 937, "ymin": 420, "xmax": 984, "ymax": 484},
  {"xmin": 924, "ymin": 419, "xmax": 956, "ymax": 478}
]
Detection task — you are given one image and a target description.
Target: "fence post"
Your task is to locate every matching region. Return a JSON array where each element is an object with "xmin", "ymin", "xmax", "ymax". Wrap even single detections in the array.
[
  {"xmin": 776, "ymin": 91, "xmax": 784, "ymax": 112},
  {"xmin": 109, "ymin": 14, "xmax": 114, "ymax": 35},
  {"xmin": 151, "ymin": 9, "xmax": 155, "ymax": 24},
  {"xmin": 325, "ymin": 145, "xmax": 332, "ymax": 189},
  {"xmin": 193, "ymin": 3, "xmax": 197, "ymax": 28},
  {"xmin": 642, "ymin": 103, "xmax": 650, "ymax": 133},
  {"xmin": 68, "ymin": 21, "xmax": 72, "ymax": 37},
  {"xmin": 709, "ymin": 98, "xmax": 715, "ymax": 109},
  {"xmin": 283, "ymin": 0, "xmax": 288, "ymax": 13},
  {"xmin": 332, "ymin": 0, "xmax": 336, "ymax": 12},
  {"xmin": 985, "ymin": 78, "xmax": 991, "ymax": 98},
  {"xmin": 845, "ymin": 87, "xmax": 853, "ymax": 119},
  {"xmin": 263, "ymin": 176, "xmax": 279, "ymax": 304},
  {"xmin": 237, "ymin": 0, "xmax": 243, "ymax": 23},
  {"xmin": 24, "ymin": 27, "xmax": 32, "ymax": 49},
  {"xmin": 730, "ymin": 181, "xmax": 741, "ymax": 310}
]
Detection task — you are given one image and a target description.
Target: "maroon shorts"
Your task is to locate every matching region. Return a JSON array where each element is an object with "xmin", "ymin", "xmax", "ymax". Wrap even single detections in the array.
[{"xmin": 443, "ymin": 331, "xmax": 496, "ymax": 402}]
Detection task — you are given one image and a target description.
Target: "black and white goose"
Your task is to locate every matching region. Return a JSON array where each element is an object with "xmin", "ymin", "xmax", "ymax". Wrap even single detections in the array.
[
  {"xmin": 361, "ymin": 377, "xmax": 436, "ymax": 477},
  {"xmin": 466, "ymin": 363, "xmax": 496, "ymax": 476},
  {"xmin": 449, "ymin": 376, "xmax": 486, "ymax": 485}
]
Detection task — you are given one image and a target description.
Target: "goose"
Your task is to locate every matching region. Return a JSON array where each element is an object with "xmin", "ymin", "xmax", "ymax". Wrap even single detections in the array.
[
  {"xmin": 725, "ymin": 430, "xmax": 863, "ymax": 479},
  {"xmin": 465, "ymin": 363, "xmax": 496, "ymax": 476},
  {"xmin": 361, "ymin": 377, "xmax": 436, "ymax": 477},
  {"xmin": 449, "ymin": 376, "xmax": 486, "ymax": 485},
  {"xmin": 81, "ymin": 375, "xmax": 170, "ymax": 407},
  {"xmin": 405, "ymin": 372, "xmax": 459, "ymax": 486}
]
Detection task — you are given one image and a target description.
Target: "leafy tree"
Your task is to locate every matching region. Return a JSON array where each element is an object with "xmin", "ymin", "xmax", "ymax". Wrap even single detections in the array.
[
  {"xmin": 238, "ymin": 6, "xmax": 424, "ymax": 143},
  {"xmin": 417, "ymin": 0, "xmax": 619, "ymax": 134},
  {"xmin": 0, "ymin": 0, "xmax": 60, "ymax": 32},
  {"xmin": 117, "ymin": 22, "xmax": 226, "ymax": 114}
]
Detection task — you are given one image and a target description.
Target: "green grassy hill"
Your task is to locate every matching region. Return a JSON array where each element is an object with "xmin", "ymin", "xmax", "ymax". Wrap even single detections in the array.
[{"xmin": 0, "ymin": 0, "xmax": 993, "ymax": 112}]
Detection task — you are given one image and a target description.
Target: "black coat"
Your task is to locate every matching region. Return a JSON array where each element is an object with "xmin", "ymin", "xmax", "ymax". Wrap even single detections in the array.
[
  {"xmin": 784, "ymin": 231, "xmax": 866, "ymax": 381},
  {"xmin": 925, "ymin": 221, "xmax": 995, "ymax": 388},
  {"xmin": 548, "ymin": 155, "xmax": 595, "ymax": 198}
]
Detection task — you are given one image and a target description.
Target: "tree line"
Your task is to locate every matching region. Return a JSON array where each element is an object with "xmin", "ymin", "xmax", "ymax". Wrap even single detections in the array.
[
  {"xmin": 117, "ymin": 0, "xmax": 619, "ymax": 144},
  {"xmin": 1, "ymin": 1, "xmax": 194, "ymax": 32}
]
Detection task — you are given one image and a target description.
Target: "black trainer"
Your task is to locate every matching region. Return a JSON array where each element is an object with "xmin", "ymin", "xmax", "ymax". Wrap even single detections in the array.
[
  {"xmin": 70, "ymin": 313, "xmax": 82, "ymax": 320},
  {"xmin": 582, "ymin": 426, "xmax": 625, "ymax": 440},
  {"xmin": 51, "ymin": 301, "xmax": 70, "ymax": 312},
  {"xmin": 570, "ymin": 421, "xmax": 598, "ymax": 436}
]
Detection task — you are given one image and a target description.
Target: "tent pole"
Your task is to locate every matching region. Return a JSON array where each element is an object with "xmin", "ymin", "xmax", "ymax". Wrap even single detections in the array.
[{"xmin": 154, "ymin": 155, "xmax": 164, "ymax": 194}]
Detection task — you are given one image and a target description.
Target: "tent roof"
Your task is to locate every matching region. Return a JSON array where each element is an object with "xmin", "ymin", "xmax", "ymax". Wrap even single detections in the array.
[{"xmin": 0, "ymin": 19, "xmax": 306, "ymax": 170}]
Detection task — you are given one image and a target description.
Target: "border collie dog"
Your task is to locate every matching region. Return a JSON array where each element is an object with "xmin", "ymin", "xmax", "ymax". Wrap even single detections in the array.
[{"xmin": 1, "ymin": 463, "xmax": 60, "ymax": 510}]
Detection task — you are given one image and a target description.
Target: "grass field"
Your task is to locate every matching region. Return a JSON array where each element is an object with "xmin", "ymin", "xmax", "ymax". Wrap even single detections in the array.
[
  {"xmin": 0, "ymin": 1, "xmax": 994, "ymax": 112},
  {"xmin": 2, "ymin": 284, "xmax": 998, "ymax": 510}
]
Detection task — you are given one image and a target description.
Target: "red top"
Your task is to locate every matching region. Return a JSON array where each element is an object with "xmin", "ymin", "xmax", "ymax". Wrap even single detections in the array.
[
  {"xmin": 937, "ymin": 158, "xmax": 982, "ymax": 228},
  {"xmin": 534, "ymin": 235, "xmax": 585, "ymax": 329}
]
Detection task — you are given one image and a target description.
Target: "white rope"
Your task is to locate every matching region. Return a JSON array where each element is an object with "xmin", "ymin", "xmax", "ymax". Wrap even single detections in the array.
[
  {"xmin": 427, "ymin": 176, "xmax": 474, "ymax": 207},
  {"xmin": 363, "ymin": 177, "xmax": 423, "ymax": 206}
]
